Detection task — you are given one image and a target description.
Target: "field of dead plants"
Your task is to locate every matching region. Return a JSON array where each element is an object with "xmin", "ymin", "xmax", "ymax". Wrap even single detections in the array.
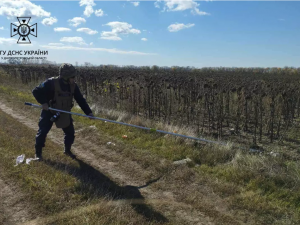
[
  {"xmin": 2, "ymin": 64, "xmax": 300, "ymax": 146},
  {"xmin": 0, "ymin": 65, "xmax": 299, "ymax": 224}
]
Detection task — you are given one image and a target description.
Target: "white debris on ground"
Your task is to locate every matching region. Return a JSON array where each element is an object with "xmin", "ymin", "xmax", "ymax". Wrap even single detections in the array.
[
  {"xmin": 270, "ymin": 151, "xmax": 279, "ymax": 157},
  {"xmin": 26, "ymin": 158, "xmax": 40, "ymax": 164},
  {"xmin": 15, "ymin": 154, "xmax": 39, "ymax": 166},
  {"xmin": 173, "ymin": 157, "xmax": 192, "ymax": 165},
  {"xmin": 107, "ymin": 142, "xmax": 116, "ymax": 146},
  {"xmin": 75, "ymin": 128, "xmax": 85, "ymax": 133},
  {"xmin": 15, "ymin": 154, "xmax": 25, "ymax": 166}
]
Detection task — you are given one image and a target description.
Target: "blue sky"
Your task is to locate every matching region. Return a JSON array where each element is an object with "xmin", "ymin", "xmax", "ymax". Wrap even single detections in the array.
[{"xmin": 0, "ymin": 0, "xmax": 299, "ymax": 68}]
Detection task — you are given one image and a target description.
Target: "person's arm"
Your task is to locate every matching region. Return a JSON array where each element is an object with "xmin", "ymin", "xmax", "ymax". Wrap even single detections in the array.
[
  {"xmin": 32, "ymin": 79, "xmax": 53, "ymax": 110},
  {"xmin": 73, "ymin": 84, "xmax": 93, "ymax": 116}
]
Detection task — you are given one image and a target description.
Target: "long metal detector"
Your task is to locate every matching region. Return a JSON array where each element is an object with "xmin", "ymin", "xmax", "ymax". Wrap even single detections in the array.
[{"xmin": 25, "ymin": 102, "xmax": 261, "ymax": 153}]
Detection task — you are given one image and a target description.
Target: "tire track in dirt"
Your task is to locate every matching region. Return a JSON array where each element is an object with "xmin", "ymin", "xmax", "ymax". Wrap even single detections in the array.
[{"xmin": 0, "ymin": 101, "xmax": 225, "ymax": 224}]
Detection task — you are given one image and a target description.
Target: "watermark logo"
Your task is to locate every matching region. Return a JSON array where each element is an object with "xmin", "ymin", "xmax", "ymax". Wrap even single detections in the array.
[{"xmin": 10, "ymin": 17, "xmax": 37, "ymax": 44}]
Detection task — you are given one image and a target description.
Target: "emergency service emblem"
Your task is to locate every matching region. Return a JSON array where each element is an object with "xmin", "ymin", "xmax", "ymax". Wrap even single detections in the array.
[{"xmin": 10, "ymin": 17, "xmax": 37, "ymax": 44}]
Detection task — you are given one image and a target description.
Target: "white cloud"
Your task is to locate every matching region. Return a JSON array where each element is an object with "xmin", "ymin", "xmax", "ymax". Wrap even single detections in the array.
[
  {"xmin": 0, "ymin": 0, "xmax": 51, "ymax": 20},
  {"xmin": 77, "ymin": 28, "xmax": 98, "ymax": 35},
  {"xmin": 0, "ymin": 27, "xmax": 4, "ymax": 30},
  {"xmin": 54, "ymin": 27, "xmax": 71, "ymax": 32},
  {"xmin": 79, "ymin": 0, "xmax": 96, "ymax": 7},
  {"xmin": 127, "ymin": 0, "xmax": 139, "ymax": 7},
  {"xmin": 141, "ymin": 38, "xmax": 147, "ymax": 41},
  {"xmin": 154, "ymin": 1, "xmax": 161, "ymax": 8},
  {"xmin": 168, "ymin": 23, "xmax": 195, "ymax": 32},
  {"xmin": 90, "ymin": 42, "xmax": 93, "ymax": 46},
  {"xmin": 60, "ymin": 37, "xmax": 87, "ymax": 46},
  {"xmin": 48, "ymin": 43, "xmax": 64, "ymax": 46},
  {"xmin": 131, "ymin": 2, "xmax": 140, "ymax": 7},
  {"xmin": 101, "ymin": 37, "xmax": 121, "ymax": 41},
  {"xmin": 79, "ymin": 0, "xmax": 96, "ymax": 17},
  {"xmin": 84, "ymin": 5, "xmax": 94, "ymax": 17},
  {"xmin": 40, "ymin": 44, "xmax": 157, "ymax": 55},
  {"xmin": 192, "ymin": 7, "xmax": 210, "ymax": 16},
  {"xmin": 0, "ymin": 37, "xmax": 16, "ymax": 45},
  {"xmin": 100, "ymin": 32, "xmax": 122, "ymax": 41},
  {"xmin": 95, "ymin": 9, "xmax": 104, "ymax": 17},
  {"xmin": 100, "ymin": 22, "xmax": 141, "ymax": 41},
  {"xmin": 68, "ymin": 17, "xmax": 86, "ymax": 27},
  {"xmin": 155, "ymin": 0, "xmax": 210, "ymax": 16},
  {"xmin": 165, "ymin": 0, "xmax": 197, "ymax": 11},
  {"xmin": 41, "ymin": 17, "xmax": 57, "ymax": 26}
]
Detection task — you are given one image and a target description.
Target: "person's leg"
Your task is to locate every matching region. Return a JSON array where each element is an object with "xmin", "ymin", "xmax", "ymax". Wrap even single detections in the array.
[
  {"xmin": 62, "ymin": 115, "xmax": 76, "ymax": 159},
  {"xmin": 35, "ymin": 110, "xmax": 53, "ymax": 160}
]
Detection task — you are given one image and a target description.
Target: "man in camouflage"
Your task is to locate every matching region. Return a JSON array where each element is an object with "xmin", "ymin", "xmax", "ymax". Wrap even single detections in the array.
[{"xmin": 32, "ymin": 63, "xmax": 94, "ymax": 160}]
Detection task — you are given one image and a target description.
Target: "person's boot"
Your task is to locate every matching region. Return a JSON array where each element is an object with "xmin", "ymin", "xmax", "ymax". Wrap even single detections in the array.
[
  {"xmin": 64, "ymin": 145, "xmax": 76, "ymax": 159},
  {"xmin": 35, "ymin": 146, "xmax": 43, "ymax": 161}
]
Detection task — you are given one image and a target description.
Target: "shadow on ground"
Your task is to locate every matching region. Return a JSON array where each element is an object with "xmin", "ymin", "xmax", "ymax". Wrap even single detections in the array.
[{"xmin": 44, "ymin": 157, "xmax": 168, "ymax": 224}]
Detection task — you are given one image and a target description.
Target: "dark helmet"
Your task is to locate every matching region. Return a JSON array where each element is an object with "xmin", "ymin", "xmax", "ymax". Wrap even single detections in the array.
[{"xmin": 59, "ymin": 63, "xmax": 77, "ymax": 80}]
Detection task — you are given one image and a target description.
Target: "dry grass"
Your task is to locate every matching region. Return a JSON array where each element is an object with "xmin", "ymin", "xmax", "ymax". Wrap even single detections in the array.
[{"xmin": 1, "ymin": 72, "xmax": 300, "ymax": 224}]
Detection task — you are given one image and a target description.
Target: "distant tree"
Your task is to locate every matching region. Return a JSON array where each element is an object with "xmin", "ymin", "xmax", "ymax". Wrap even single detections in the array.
[
  {"xmin": 84, "ymin": 62, "xmax": 92, "ymax": 67},
  {"xmin": 151, "ymin": 65, "xmax": 159, "ymax": 71},
  {"xmin": 7, "ymin": 58, "xmax": 21, "ymax": 65}
]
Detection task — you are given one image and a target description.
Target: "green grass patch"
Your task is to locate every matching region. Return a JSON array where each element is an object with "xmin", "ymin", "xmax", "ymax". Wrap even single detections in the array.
[{"xmin": 198, "ymin": 156, "xmax": 300, "ymax": 224}]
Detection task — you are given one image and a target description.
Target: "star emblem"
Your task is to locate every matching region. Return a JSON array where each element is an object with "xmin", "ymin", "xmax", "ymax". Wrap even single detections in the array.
[{"xmin": 11, "ymin": 17, "xmax": 37, "ymax": 44}]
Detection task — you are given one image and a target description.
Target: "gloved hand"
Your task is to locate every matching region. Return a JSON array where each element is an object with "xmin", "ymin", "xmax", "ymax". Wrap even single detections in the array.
[
  {"xmin": 42, "ymin": 103, "xmax": 49, "ymax": 111},
  {"xmin": 88, "ymin": 113, "xmax": 95, "ymax": 120}
]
